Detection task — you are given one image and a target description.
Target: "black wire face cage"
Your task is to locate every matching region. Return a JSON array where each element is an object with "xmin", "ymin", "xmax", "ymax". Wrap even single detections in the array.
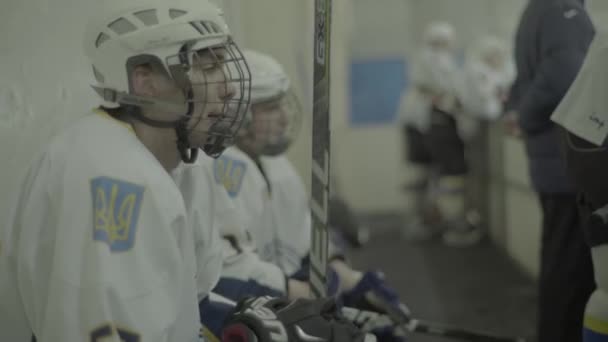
[
  {"xmin": 166, "ymin": 37, "xmax": 251, "ymax": 160},
  {"xmin": 248, "ymin": 89, "xmax": 303, "ymax": 157}
]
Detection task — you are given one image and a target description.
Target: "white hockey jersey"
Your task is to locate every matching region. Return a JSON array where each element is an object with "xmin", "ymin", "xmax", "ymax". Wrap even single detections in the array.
[
  {"xmin": 211, "ymin": 147, "xmax": 311, "ymax": 278},
  {"xmin": 399, "ymin": 48, "xmax": 461, "ymax": 131},
  {"xmin": 199, "ymin": 150, "xmax": 287, "ymax": 298},
  {"xmin": 171, "ymin": 157, "xmax": 225, "ymax": 302},
  {"xmin": 458, "ymin": 59, "xmax": 515, "ymax": 121},
  {"xmin": 0, "ymin": 111, "xmax": 203, "ymax": 342},
  {"xmin": 254, "ymin": 154, "xmax": 312, "ymax": 276}
]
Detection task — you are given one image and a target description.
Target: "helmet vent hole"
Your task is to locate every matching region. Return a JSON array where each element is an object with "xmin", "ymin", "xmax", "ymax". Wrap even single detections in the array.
[
  {"xmin": 190, "ymin": 21, "xmax": 207, "ymax": 36},
  {"xmin": 95, "ymin": 32, "xmax": 111, "ymax": 48},
  {"xmin": 201, "ymin": 22, "xmax": 213, "ymax": 33},
  {"xmin": 169, "ymin": 9, "xmax": 188, "ymax": 19},
  {"xmin": 209, "ymin": 22, "xmax": 221, "ymax": 33},
  {"xmin": 190, "ymin": 21, "xmax": 209, "ymax": 35},
  {"xmin": 108, "ymin": 17, "xmax": 137, "ymax": 35},
  {"xmin": 133, "ymin": 9, "xmax": 158, "ymax": 26}
]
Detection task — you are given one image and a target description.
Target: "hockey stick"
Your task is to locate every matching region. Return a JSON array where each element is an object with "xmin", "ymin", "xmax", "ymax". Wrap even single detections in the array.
[
  {"xmin": 309, "ymin": 0, "xmax": 332, "ymax": 299},
  {"xmin": 342, "ymin": 306, "xmax": 527, "ymax": 342},
  {"xmin": 375, "ymin": 297, "xmax": 528, "ymax": 342},
  {"xmin": 399, "ymin": 318, "xmax": 528, "ymax": 342}
]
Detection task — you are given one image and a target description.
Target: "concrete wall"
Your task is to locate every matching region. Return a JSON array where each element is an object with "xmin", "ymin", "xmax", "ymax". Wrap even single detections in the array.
[{"xmin": 0, "ymin": 0, "xmax": 98, "ymax": 222}]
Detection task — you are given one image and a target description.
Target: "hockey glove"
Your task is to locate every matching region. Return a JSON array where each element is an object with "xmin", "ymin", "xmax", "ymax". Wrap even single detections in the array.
[
  {"xmin": 222, "ymin": 296, "xmax": 376, "ymax": 342},
  {"xmin": 341, "ymin": 306, "xmax": 407, "ymax": 342},
  {"xmin": 341, "ymin": 271, "xmax": 410, "ymax": 341}
]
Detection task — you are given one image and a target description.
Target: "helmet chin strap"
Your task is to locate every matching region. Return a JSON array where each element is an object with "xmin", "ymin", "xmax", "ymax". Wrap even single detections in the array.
[
  {"xmin": 173, "ymin": 43, "xmax": 199, "ymax": 164},
  {"xmin": 100, "ymin": 83, "xmax": 201, "ymax": 164},
  {"xmin": 100, "ymin": 85, "xmax": 200, "ymax": 164},
  {"xmin": 202, "ymin": 134, "xmax": 227, "ymax": 158},
  {"xmin": 175, "ymin": 88, "xmax": 199, "ymax": 164}
]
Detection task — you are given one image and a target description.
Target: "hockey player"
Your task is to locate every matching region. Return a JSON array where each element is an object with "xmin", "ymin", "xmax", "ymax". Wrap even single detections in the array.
[
  {"xmin": 171, "ymin": 153, "xmax": 243, "ymax": 340},
  {"xmin": 0, "ymin": 0, "xmax": 252, "ymax": 340},
  {"xmin": 456, "ymin": 36, "xmax": 515, "ymax": 137},
  {"xmin": 438, "ymin": 36, "xmax": 515, "ymax": 246},
  {"xmin": 551, "ymin": 30, "xmax": 608, "ymax": 342},
  {"xmin": 204, "ymin": 49, "xmax": 409, "ymax": 341},
  {"xmin": 398, "ymin": 21, "xmax": 462, "ymax": 243}
]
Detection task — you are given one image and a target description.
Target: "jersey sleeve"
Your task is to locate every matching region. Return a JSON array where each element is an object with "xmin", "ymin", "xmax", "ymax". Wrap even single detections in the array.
[
  {"xmin": 461, "ymin": 64, "xmax": 503, "ymax": 120},
  {"xmin": 193, "ymin": 165, "xmax": 229, "ymax": 301},
  {"xmin": 199, "ymin": 292, "xmax": 237, "ymax": 339},
  {"xmin": 216, "ymin": 237, "xmax": 287, "ymax": 300},
  {"xmin": 42, "ymin": 177, "xmax": 193, "ymax": 342},
  {"xmin": 214, "ymin": 194, "xmax": 287, "ymax": 299},
  {"xmin": 201, "ymin": 155, "xmax": 287, "ymax": 301}
]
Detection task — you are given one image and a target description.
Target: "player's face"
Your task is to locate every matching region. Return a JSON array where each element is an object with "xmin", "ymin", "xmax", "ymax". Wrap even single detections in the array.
[
  {"xmin": 428, "ymin": 38, "xmax": 453, "ymax": 54},
  {"xmin": 186, "ymin": 48, "xmax": 236, "ymax": 148},
  {"xmin": 251, "ymin": 96, "xmax": 289, "ymax": 146},
  {"xmin": 131, "ymin": 66, "xmax": 188, "ymax": 118},
  {"xmin": 483, "ymin": 51, "xmax": 504, "ymax": 70},
  {"xmin": 243, "ymin": 91, "xmax": 301, "ymax": 156}
]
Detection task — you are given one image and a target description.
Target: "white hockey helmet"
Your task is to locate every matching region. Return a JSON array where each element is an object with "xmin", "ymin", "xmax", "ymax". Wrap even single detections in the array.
[
  {"xmin": 238, "ymin": 50, "xmax": 302, "ymax": 156},
  {"xmin": 472, "ymin": 36, "xmax": 508, "ymax": 67},
  {"xmin": 83, "ymin": 0, "xmax": 251, "ymax": 161},
  {"xmin": 423, "ymin": 21, "xmax": 455, "ymax": 52}
]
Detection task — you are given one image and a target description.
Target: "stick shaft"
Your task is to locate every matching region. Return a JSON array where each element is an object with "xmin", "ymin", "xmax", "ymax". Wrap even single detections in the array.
[{"xmin": 309, "ymin": 0, "xmax": 332, "ymax": 299}]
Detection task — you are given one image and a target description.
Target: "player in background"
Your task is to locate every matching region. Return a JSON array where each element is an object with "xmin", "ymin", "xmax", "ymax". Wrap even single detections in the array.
[
  {"xmin": 202, "ymin": 49, "xmax": 409, "ymax": 341},
  {"xmin": 171, "ymin": 150, "xmax": 246, "ymax": 341},
  {"xmin": 443, "ymin": 36, "xmax": 515, "ymax": 246},
  {"xmin": 457, "ymin": 36, "xmax": 514, "ymax": 125},
  {"xmin": 0, "ymin": 0, "xmax": 251, "ymax": 340},
  {"xmin": 398, "ymin": 21, "xmax": 462, "ymax": 243}
]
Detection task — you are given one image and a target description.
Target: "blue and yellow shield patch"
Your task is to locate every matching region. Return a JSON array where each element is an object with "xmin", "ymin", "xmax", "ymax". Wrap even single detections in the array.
[
  {"xmin": 213, "ymin": 156, "xmax": 247, "ymax": 198},
  {"xmin": 90, "ymin": 177, "xmax": 145, "ymax": 252}
]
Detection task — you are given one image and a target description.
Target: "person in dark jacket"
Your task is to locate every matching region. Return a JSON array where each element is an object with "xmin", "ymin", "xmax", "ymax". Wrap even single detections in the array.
[
  {"xmin": 551, "ymin": 31, "xmax": 608, "ymax": 342},
  {"xmin": 506, "ymin": 0, "xmax": 596, "ymax": 341}
]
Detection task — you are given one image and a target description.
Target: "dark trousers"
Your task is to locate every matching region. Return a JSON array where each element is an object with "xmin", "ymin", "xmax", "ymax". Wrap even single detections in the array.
[
  {"xmin": 538, "ymin": 193, "xmax": 595, "ymax": 342},
  {"xmin": 401, "ymin": 109, "xmax": 467, "ymax": 176}
]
